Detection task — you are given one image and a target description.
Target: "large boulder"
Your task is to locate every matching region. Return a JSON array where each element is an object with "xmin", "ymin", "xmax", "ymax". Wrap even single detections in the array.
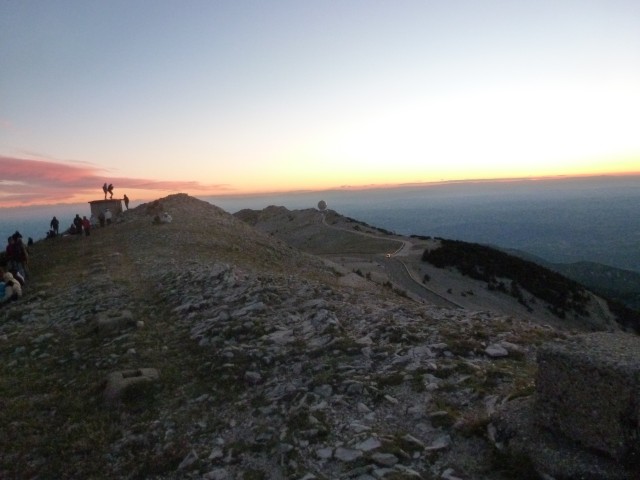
[
  {"xmin": 490, "ymin": 332, "xmax": 640, "ymax": 479},
  {"xmin": 536, "ymin": 332, "xmax": 640, "ymax": 463}
]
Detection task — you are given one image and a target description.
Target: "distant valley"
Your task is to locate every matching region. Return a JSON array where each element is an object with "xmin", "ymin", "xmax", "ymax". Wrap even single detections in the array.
[{"xmin": 211, "ymin": 175, "xmax": 640, "ymax": 273}]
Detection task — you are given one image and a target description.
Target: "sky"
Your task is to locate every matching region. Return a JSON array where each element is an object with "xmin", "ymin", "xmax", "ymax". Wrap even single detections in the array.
[{"xmin": 1, "ymin": 0, "xmax": 640, "ymax": 208}]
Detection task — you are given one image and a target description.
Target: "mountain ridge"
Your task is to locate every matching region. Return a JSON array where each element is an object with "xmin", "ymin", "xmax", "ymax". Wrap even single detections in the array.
[
  {"xmin": 0, "ymin": 193, "xmax": 634, "ymax": 479},
  {"xmin": 236, "ymin": 204, "xmax": 635, "ymax": 334}
]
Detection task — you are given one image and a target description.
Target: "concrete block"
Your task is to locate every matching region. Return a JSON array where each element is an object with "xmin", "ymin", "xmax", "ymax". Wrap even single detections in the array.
[
  {"xmin": 103, "ymin": 368, "xmax": 160, "ymax": 404},
  {"xmin": 535, "ymin": 332, "xmax": 640, "ymax": 462}
]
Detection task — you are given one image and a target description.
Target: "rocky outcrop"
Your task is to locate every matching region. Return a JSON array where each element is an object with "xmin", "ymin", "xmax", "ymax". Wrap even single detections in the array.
[
  {"xmin": 150, "ymin": 262, "xmax": 545, "ymax": 478},
  {"xmin": 491, "ymin": 332, "xmax": 639, "ymax": 479}
]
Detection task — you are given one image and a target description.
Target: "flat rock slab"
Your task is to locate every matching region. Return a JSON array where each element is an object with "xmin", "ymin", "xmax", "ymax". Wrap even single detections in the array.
[{"xmin": 535, "ymin": 332, "xmax": 640, "ymax": 463}]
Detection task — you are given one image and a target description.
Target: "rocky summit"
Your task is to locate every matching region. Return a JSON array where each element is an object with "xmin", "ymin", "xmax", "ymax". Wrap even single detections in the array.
[{"xmin": 0, "ymin": 193, "xmax": 637, "ymax": 479}]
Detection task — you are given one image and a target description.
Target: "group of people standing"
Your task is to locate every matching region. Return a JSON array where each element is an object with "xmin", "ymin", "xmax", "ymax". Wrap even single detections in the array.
[
  {"xmin": 46, "ymin": 184, "xmax": 131, "ymax": 239},
  {"xmin": 49, "ymin": 209, "xmax": 115, "ymax": 237},
  {"xmin": 49, "ymin": 214, "xmax": 96, "ymax": 237},
  {"xmin": 72, "ymin": 214, "xmax": 93, "ymax": 236},
  {"xmin": 1, "ymin": 231, "xmax": 27, "ymax": 305},
  {"xmin": 2, "ymin": 185, "xmax": 134, "ymax": 306},
  {"xmin": 101, "ymin": 183, "xmax": 129, "ymax": 208},
  {"xmin": 102, "ymin": 182, "xmax": 114, "ymax": 199},
  {"xmin": 101, "ymin": 183, "xmax": 130, "ymax": 209}
]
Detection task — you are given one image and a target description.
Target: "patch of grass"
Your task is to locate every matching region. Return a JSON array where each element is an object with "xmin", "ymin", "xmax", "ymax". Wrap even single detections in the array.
[
  {"xmin": 375, "ymin": 371, "xmax": 405, "ymax": 387},
  {"xmin": 454, "ymin": 407, "xmax": 491, "ymax": 437},
  {"xmin": 331, "ymin": 336, "xmax": 362, "ymax": 356},
  {"xmin": 410, "ymin": 371, "xmax": 427, "ymax": 393},
  {"xmin": 243, "ymin": 469, "xmax": 267, "ymax": 480},
  {"xmin": 431, "ymin": 363, "xmax": 458, "ymax": 379},
  {"xmin": 446, "ymin": 338, "xmax": 482, "ymax": 356},
  {"xmin": 481, "ymin": 366, "xmax": 513, "ymax": 388},
  {"xmin": 287, "ymin": 410, "xmax": 314, "ymax": 431},
  {"xmin": 430, "ymin": 397, "xmax": 459, "ymax": 428}
]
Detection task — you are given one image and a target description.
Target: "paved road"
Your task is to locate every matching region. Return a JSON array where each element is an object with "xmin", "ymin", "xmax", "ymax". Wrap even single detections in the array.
[
  {"xmin": 320, "ymin": 212, "xmax": 462, "ymax": 308},
  {"xmin": 385, "ymin": 257, "xmax": 462, "ymax": 308}
]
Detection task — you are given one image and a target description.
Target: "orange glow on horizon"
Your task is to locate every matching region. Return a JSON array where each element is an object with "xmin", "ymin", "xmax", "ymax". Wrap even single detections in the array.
[{"xmin": 1, "ymin": 152, "xmax": 638, "ymax": 209}]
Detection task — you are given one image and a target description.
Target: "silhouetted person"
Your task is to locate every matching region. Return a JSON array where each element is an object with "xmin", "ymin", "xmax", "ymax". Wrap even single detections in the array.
[
  {"xmin": 12, "ymin": 235, "xmax": 28, "ymax": 279},
  {"xmin": 123, "ymin": 194, "xmax": 129, "ymax": 210},
  {"xmin": 107, "ymin": 183, "xmax": 114, "ymax": 199},
  {"xmin": 102, "ymin": 182, "xmax": 108, "ymax": 199},
  {"xmin": 82, "ymin": 216, "xmax": 91, "ymax": 236},
  {"xmin": 73, "ymin": 214, "xmax": 83, "ymax": 235},
  {"xmin": 50, "ymin": 216, "xmax": 59, "ymax": 236}
]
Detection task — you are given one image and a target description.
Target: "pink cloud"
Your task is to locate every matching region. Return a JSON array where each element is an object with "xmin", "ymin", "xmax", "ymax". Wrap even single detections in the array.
[{"xmin": 0, "ymin": 156, "xmax": 233, "ymax": 207}]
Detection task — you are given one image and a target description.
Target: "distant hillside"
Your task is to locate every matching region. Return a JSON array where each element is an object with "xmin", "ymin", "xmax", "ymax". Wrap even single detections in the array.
[
  {"xmin": 423, "ymin": 239, "xmax": 640, "ymax": 333},
  {"xmin": 502, "ymin": 248, "xmax": 640, "ymax": 313},
  {"xmin": 235, "ymin": 206, "xmax": 400, "ymax": 254},
  {"xmin": 551, "ymin": 262, "xmax": 640, "ymax": 311},
  {"xmin": 235, "ymin": 206, "xmax": 631, "ymax": 333}
]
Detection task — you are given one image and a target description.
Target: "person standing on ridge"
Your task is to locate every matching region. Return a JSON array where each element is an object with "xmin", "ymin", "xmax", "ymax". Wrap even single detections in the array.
[
  {"xmin": 102, "ymin": 183, "xmax": 108, "ymax": 199},
  {"xmin": 50, "ymin": 216, "xmax": 59, "ymax": 236},
  {"xmin": 123, "ymin": 194, "xmax": 130, "ymax": 210},
  {"xmin": 73, "ymin": 214, "xmax": 83, "ymax": 234},
  {"xmin": 82, "ymin": 216, "xmax": 91, "ymax": 236},
  {"xmin": 12, "ymin": 234, "xmax": 28, "ymax": 280},
  {"xmin": 107, "ymin": 183, "xmax": 114, "ymax": 199}
]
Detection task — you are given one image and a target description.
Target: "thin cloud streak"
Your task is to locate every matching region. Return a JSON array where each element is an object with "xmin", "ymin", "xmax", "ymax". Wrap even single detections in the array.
[{"xmin": 0, "ymin": 156, "xmax": 233, "ymax": 207}]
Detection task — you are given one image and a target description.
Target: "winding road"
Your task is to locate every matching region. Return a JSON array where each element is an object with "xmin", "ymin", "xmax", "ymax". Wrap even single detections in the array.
[{"xmin": 320, "ymin": 212, "xmax": 462, "ymax": 308}]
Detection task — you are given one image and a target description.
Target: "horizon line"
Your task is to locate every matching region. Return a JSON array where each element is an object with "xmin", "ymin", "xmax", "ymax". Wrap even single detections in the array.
[{"xmin": 2, "ymin": 170, "xmax": 640, "ymax": 211}]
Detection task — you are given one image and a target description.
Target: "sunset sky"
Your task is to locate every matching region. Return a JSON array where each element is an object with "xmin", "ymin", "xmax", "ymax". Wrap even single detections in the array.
[{"xmin": 1, "ymin": 1, "xmax": 639, "ymax": 208}]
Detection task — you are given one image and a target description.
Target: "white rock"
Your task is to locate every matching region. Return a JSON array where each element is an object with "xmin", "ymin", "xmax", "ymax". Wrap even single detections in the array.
[
  {"xmin": 299, "ymin": 474, "xmax": 317, "ymax": 480},
  {"xmin": 355, "ymin": 437, "xmax": 381, "ymax": 452},
  {"xmin": 349, "ymin": 421, "xmax": 371, "ymax": 433},
  {"xmin": 334, "ymin": 447, "xmax": 363, "ymax": 462},
  {"xmin": 485, "ymin": 343, "xmax": 509, "ymax": 358},
  {"xmin": 315, "ymin": 447, "xmax": 333, "ymax": 459},
  {"xmin": 177, "ymin": 449, "xmax": 198, "ymax": 470},
  {"xmin": 441, "ymin": 467, "xmax": 465, "ymax": 480},
  {"xmin": 425, "ymin": 435, "xmax": 451, "ymax": 452},
  {"xmin": 208, "ymin": 447, "xmax": 224, "ymax": 460},
  {"xmin": 202, "ymin": 468, "xmax": 229, "ymax": 480}
]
